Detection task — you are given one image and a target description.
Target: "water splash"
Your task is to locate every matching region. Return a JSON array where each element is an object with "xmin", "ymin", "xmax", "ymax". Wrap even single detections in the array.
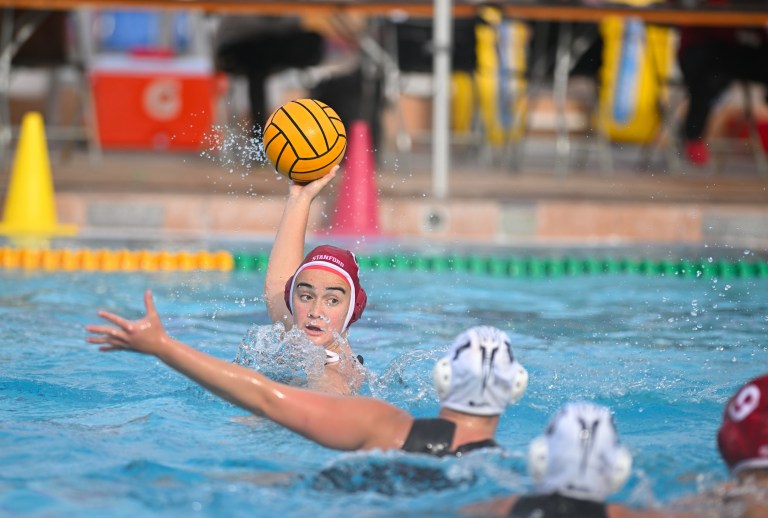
[
  {"xmin": 234, "ymin": 322, "xmax": 325, "ymax": 385},
  {"xmin": 200, "ymin": 120, "xmax": 268, "ymax": 174},
  {"xmin": 669, "ymin": 477, "xmax": 768, "ymax": 518},
  {"xmin": 234, "ymin": 323, "xmax": 368, "ymax": 394},
  {"xmin": 366, "ymin": 349, "xmax": 439, "ymax": 406}
]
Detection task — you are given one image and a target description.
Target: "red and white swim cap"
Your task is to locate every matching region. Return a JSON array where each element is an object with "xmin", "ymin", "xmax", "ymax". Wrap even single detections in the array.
[
  {"xmin": 717, "ymin": 374, "xmax": 768, "ymax": 474},
  {"xmin": 284, "ymin": 244, "xmax": 367, "ymax": 330}
]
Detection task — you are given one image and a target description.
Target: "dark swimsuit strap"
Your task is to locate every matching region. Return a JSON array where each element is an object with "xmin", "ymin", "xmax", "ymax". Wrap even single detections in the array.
[
  {"xmin": 402, "ymin": 419, "xmax": 500, "ymax": 457},
  {"xmin": 509, "ymin": 493, "xmax": 608, "ymax": 518},
  {"xmin": 401, "ymin": 418, "xmax": 456, "ymax": 456},
  {"xmin": 454, "ymin": 438, "xmax": 500, "ymax": 456}
]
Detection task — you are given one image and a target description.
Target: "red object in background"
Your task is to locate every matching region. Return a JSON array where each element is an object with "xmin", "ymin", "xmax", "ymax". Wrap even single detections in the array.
[
  {"xmin": 723, "ymin": 113, "xmax": 768, "ymax": 152},
  {"xmin": 90, "ymin": 56, "xmax": 219, "ymax": 150},
  {"xmin": 329, "ymin": 120, "xmax": 381, "ymax": 237},
  {"xmin": 685, "ymin": 139, "xmax": 710, "ymax": 166}
]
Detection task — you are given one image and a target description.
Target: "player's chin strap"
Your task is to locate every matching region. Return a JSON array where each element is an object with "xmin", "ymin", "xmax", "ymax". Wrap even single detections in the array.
[{"xmin": 324, "ymin": 349, "xmax": 340, "ymax": 365}]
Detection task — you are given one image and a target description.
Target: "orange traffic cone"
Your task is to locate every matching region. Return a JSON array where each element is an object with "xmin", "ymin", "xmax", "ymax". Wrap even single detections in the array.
[
  {"xmin": 329, "ymin": 120, "xmax": 380, "ymax": 236},
  {"xmin": 0, "ymin": 112, "xmax": 77, "ymax": 241}
]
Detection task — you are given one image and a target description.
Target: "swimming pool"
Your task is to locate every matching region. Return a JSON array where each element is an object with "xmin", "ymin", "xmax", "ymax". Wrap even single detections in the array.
[{"xmin": 2, "ymin": 265, "xmax": 767, "ymax": 517}]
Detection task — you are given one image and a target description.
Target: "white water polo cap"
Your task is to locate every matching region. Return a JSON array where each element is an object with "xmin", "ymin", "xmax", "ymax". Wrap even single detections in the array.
[
  {"xmin": 528, "ymin": 402, "xmax": 632, "ymax": 502},
  {"xmin": 433, "ymin": 326, "xmax": 528, "ymax": 416}
]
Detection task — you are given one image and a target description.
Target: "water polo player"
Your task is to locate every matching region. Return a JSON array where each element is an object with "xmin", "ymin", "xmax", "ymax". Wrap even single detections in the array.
[
  {"xmin": 263, "ymin": 167, "xmax": 366, "ymax": 394},
  {"xmin": 465, "ymin": 402, "xmax": 692, "ymax": 518},
  {"xmin": 87, "ymin": 307, "xmax": 528, "ymax": 456},
  {"xmin": 670, "ymin": 374, "xmax": 768, "ymax": 517}
]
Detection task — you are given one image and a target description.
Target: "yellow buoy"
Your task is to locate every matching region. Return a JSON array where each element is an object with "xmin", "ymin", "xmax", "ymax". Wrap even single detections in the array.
[{"xmin": 213, "ymin": 250, "xmax": 234, "ymax": 271}]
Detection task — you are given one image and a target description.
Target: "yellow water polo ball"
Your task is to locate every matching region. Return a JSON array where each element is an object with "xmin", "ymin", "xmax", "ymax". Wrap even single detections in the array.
[{"xmin": 263, "ymin": 98, "xmax": 347, "ymax": 183}]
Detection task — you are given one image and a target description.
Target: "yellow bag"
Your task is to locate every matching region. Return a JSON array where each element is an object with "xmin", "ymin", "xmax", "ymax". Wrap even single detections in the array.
[
  {"xmin": 598, "ymin": 16, "xmax": 673, "ymax": 143},
  {"xmin": 473, "ymin": 6, "xmax": 529, "ymax": 146},
  {"xmin": 451, "ymin": 71, "xmax": 475, "ymax": 135}
]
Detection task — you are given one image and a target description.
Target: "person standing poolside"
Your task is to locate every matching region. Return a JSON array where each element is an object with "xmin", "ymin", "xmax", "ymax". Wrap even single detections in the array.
[
  {"xmin": 464, "ymin": 402, "xmax": 695, "ymax": 518},
  {"xmin": 213, "ymin": 15, "xmax": 324, "ymax": 132},
  {"xmin": 86, "ymin": 307, "xmax": 528, "ymax": 456},
  {"xmin": 675, "ymin": 1, "xmax": 768, "ymax": 167},
  {"xmin": 263, "ymin": 166, "xmax": 367, "ymax": 394},
  {"xmin": 669, "ymin": 374, "xmax": 768, "ymax": 518}
]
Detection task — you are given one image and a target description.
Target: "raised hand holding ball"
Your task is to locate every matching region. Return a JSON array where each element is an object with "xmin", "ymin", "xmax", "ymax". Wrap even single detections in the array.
[{"xmin": 263, "ymin": 99, "xmax": 347, "ymax": 183}]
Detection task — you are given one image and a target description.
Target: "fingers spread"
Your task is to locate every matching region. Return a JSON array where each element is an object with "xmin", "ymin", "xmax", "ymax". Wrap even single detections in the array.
[
  {"xmin": 144, "ymin": 290, "xmax": 157, "ymax": 317},
  {"xmin": 86, "ymin": 324, "xmax": 122, "ymax": 337},
  {"xmin": 96, "ymin": 310, "xmax": 131, "ymax": 330},
  {"xmin": 86, "ymin": 325, "xmax": 128, "ymax": 346}
]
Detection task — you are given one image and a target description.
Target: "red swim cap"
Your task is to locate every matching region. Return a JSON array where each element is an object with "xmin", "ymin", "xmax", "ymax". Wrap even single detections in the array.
[
  {"xmin": 717, "ymin": 374, "xmax": 768, "ymax": 474},
  {"xmin": 284, "ymin": 245, "xmax": 367, "ymax": 330}
]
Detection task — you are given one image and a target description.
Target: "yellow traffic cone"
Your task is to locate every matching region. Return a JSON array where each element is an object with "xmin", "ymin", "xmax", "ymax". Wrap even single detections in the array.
[{"xmin": 0, "ymin": 112, "xmax": 77, "ymax": 241}]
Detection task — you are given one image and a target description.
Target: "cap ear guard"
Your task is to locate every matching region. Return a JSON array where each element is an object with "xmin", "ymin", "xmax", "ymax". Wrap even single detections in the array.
[
  {"xmin": 508, "ymin": 364, "xmax": 529, "ymax": 404},
  {"xmin": 528, "ymin": 435, "xmax": 549, "ymax": 484},
  {"xmin": 433, "ymin": 357, "xmax": 452, "ymax": 400},
  {"xmin": 434, "ymin": 359, "xmax": 528, "ymax": 407},
  {"xmin": 608, "ymin": 445, "xmax": 632, "ymax": 494},
  {"xmin": 432, "ymin": 357, "xmax": 528, "ymax": 405}
]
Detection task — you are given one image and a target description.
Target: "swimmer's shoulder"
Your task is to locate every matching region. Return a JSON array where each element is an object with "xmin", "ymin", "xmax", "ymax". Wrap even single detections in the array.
[
  {"xmin": 608, "ymin": 501, "xmax": 708, "ymax": 518},
  {"xmin": 666, "ymin": 482, "xmax": 747, "ymax": 518},
  {"xmin": 460, "ymin": 495, "xmax": 518, "ymax": 517}
]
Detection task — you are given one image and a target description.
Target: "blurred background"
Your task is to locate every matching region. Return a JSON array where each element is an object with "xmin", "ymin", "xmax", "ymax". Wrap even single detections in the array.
[{"xmin": 1, "ymin": 0, "xmax": 768, "ymax": 247}]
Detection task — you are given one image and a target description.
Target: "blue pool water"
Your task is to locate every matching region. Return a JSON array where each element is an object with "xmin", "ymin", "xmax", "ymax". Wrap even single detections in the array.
[{"xmin": 1, "ymin": 266, "xmax": 767, "ymax": 517}]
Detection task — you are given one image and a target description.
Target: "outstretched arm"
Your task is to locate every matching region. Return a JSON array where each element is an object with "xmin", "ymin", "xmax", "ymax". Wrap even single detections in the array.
[
  {"xmin": 263, "ymin": 168, "xmax": 338, "ymax": 327},
  {"xmin": 85, "ymin": 290, "xmax": 411, "ymax": 451}
]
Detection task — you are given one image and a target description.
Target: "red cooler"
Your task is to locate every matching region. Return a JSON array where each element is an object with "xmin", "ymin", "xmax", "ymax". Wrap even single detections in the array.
[{"xmin": 90, "ymin": 54, "xmax": 220, "ymax": 150}]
